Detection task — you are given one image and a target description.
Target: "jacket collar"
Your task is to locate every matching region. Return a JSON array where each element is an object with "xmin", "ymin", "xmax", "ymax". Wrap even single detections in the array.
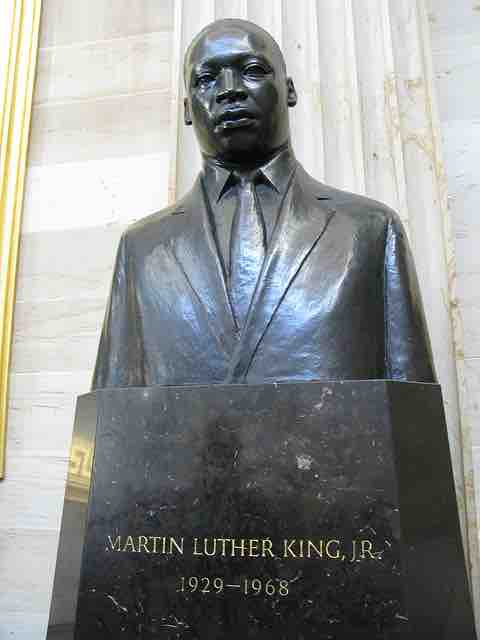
[{"xmin": 202, "ymin": 147, "xmax": 297, "ymax": 203}]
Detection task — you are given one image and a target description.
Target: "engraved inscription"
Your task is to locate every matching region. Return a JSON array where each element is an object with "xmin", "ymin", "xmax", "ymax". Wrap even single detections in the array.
[
  {"xmin": 106, "ymin": 535, "xmax": 184, "ymax": 555},
  {"xmin": 106, "ymin": 535, "xmax": 385, "ymax": 563},
  {"xmin": 178, "ymin": 576, "xmax": 290, "ymax": 596}
]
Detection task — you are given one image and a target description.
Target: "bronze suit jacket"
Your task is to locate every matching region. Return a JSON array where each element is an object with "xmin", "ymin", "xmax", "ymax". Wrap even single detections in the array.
[{"xmin": 92, "ymin": 163, "xmax": 435, "ymax": 388}]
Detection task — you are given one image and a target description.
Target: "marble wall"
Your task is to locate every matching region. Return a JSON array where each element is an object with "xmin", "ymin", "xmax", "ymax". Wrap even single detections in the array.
[
  {"xmin": 428, "ymin": 0, "xmax": 480, "ymax": 609},
  {"xmin": 0, "ymin": 2, "xmax": 174, "ymax": 637},
  {"xmin": 0, "ymin": 0, "xmax": 478, "ymax": 636}
]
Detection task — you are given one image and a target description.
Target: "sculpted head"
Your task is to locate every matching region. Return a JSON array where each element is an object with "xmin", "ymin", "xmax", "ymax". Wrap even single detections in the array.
[{"xmin": 183, "ymin": 19, "xmax": 297, "ymax": 167}]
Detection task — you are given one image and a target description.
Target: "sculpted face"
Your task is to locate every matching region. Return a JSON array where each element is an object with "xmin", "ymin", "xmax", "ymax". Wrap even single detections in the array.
[{"xmin": 184, "ymin": 19, "xmax": 297, "ymax": 166}]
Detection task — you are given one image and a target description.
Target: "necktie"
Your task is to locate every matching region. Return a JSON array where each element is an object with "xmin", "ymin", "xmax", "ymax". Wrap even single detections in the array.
[{"xmin": 229, "ymin": 171, "xmax": 266, "ymax": 329}]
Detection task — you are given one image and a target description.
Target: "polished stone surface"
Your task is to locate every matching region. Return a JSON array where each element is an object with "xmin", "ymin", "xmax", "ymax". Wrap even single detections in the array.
[
  {"xmin": 47, "ymin": 381, "xmax": 476, "ymax": 639},
  {"xmin": 46, "ymin": 394, "xmax": 98, "ymax": 639}
]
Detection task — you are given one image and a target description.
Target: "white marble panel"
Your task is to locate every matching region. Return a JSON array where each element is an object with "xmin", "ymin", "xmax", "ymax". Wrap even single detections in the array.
[
  {"xmin": 16, "ymin": 225, "xmax": 124, "ymax": 302},
  {"xmin": 169, "ymin": 0, "xmax": 215, "ymax": 200},
  {"xmin": 10, "ymin": 298, "xmax": 105, "ymax": 374},
  {"xmin": 0, "ymin": 455, "xmax": 68, "ymax": 530},
  {"xmin": 351, "ymin": 1, "xmax": 407, "ymax": 216},
  {"xmin": 7, "ymin": 371, "xmax": 90, "ymax": 457},
  {"xmin": 465, "ymin": 359, "xmax": 480, "ymax": 448},
  {"xmin": 429, "ymin": 32, "xmax": 480, "ymax": 124},
  {"xmin": 282, "ymin": 0, "xmax": 325, "ymax": 182},
  {"xmin": 314, "ymin": 0, "xmax": 365, "ymax": 194},
  {"xmin": 427, "ymin": 0, "xmax": 480, "ymax": 40},
  {"xmin": 475, "ymin": 446, "xmax": 480, "ymax": 517},
  {"xmin": 0, "ymin": 528, "xmax": 58, "ymax": 612},
  {"xmin": 35, "ymin": 32, "xmax": 172, "ymax": 106},
  {"xmin": 454, "ymin": 228, "xmax": 480, "ymax": 279},
  {"xmin": 0, "ymin": 613, "xmax": 47, "ymax": 640},
  {"xmin": 28, "ymin": 92, "xmax": 170, "ymax": 166},
  {"xmin": 246, "ymin": 0, "xmax": 283, "ymax": 46},
  {"xmin": 22, "ymin": 153, "xmax": 169, "ymax": 233},
  {"xmin": 40, "ymin": 0, "xmax": 174, "ymax": 48},
  {"xmin": 441, "ymin": 118, "xmax": 480, "ymax": 259},
  {"xmin": 457, "ymin": 274, "xmax": 480, "ymax": 359},
  {"xmin": 215, "ymin": 0, "xmax": 248, "ymax": 19}
]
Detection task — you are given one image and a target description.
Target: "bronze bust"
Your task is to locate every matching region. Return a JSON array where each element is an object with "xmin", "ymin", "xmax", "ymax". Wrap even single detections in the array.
[{"xmin": 92, "ymin": 19, "xmax": 435, "ymax": 389}]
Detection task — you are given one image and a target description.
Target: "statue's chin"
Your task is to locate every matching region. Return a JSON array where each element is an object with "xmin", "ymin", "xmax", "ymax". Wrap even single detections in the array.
[{"xmin": 217, "ymin": 131, "xmax": 267, "ymax": 162}]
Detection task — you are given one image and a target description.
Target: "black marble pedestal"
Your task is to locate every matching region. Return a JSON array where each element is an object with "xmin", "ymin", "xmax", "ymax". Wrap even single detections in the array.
[{"xmin": 47, "ymin": 381, "xmax": 477, "ymax": 639}]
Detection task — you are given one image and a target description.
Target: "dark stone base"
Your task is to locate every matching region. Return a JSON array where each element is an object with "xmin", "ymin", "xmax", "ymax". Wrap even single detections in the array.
[{"xmin": 47, "ymin": 381, "xmax": 477, "ymax": 639}]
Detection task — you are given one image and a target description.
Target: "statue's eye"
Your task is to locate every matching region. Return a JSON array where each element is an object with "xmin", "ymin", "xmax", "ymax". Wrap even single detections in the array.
[
  {"xmin": 196, "ymin": 73, "xmax": 215, "ymax": 87},
  {"xmin": 243, "ymin": 64, "xmax": 269, "ymax": 78}
]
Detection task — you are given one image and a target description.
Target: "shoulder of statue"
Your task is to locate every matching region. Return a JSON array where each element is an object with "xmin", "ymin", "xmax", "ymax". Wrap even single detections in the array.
[
  {"xmin": 302, "ymin": 170, "xmax": 401, "ymax": 230},
  {"xmin": 118, "ymin": 177, "xmax": 203, "ymax": 255}
]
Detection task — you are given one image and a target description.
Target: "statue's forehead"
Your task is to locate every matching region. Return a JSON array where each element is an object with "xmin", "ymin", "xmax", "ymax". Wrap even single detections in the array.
[{"xmin": 187, "ymin": 28, "xmax": 276, "ymax": 68}]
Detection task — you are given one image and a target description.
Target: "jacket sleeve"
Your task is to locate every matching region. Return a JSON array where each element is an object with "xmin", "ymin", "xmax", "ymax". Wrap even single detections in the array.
[
  {"xmin": 383, "ymin": 212, "xmax": 436, "ymax": 382},
  {"xmin": 91, "ymin": 232, "xmax": 146, "ymax": 389}
]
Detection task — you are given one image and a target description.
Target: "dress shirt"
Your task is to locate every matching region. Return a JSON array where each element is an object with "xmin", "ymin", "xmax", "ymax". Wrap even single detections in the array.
[{"xmin": 202, "ymin": 148, "xmax": 297, "ymax": 275}]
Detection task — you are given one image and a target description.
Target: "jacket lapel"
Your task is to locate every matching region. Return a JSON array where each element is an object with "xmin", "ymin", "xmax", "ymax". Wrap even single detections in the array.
[
  {"xmin": 173, "ymin": 177, "xmax": 238, "ymax": 354},
  {"xmin": 227, "ymin": 166, "xmax": 336, "ymax": 382}
]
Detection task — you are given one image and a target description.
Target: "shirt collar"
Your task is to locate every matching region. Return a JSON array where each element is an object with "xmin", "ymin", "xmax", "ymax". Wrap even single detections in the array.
[{"xmin": 202, "ymin": 147, "xmax": 297, "ymax": 203}]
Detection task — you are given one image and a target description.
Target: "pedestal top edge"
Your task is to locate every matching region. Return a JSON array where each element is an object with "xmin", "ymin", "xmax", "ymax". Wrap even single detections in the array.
[{"xmin": 79, "ymin": 378, "xmax": 440, "ymax": 400}]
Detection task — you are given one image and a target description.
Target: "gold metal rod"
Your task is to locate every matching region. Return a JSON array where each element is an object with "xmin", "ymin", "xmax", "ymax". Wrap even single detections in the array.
[{"xmin": 0, "ymin": 0, "xmax": 42, "ymax": 478}]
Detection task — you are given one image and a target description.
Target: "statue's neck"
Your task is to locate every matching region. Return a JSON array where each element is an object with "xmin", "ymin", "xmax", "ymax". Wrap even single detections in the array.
[{"xmin": 203, "ymin": 142, "xmax": 292, "ymax": 173}]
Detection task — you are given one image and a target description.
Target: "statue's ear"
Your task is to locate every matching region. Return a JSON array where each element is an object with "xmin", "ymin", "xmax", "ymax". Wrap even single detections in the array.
[
  {"xmin": 184, "ymin": 98, "xmax": 193, "ymax": 126},
  {"xmin": 287, "ymin": 77, "xmax": 297, "ymax": 107}
]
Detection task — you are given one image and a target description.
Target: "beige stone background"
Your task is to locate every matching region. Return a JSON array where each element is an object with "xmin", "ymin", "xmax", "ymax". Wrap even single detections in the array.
[{"xmin": 0, "ymin": 0, "xmax": 478, "ymax": 636}]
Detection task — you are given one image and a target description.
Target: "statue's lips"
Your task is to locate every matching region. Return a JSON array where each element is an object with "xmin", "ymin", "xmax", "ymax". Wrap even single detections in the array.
[{"xmin": 215, "ymin": 109, "xmax": 257, "ymax": 130}]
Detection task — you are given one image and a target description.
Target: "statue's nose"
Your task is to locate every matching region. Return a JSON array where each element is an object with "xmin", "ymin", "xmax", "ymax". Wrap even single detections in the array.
[{"xmin": 216, "ymin": 68, "xmax": 247, "ymax": 103}]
